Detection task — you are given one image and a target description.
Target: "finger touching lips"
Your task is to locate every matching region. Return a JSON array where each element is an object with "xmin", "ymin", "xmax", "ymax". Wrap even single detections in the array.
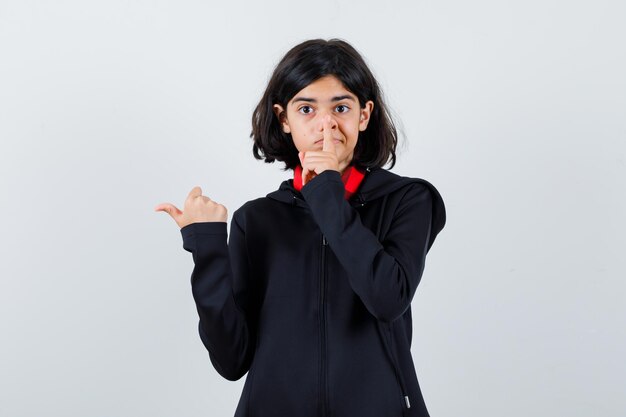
[{"xmin": 323, "ymin": 116, "xmax": 341, "ymax": 152}]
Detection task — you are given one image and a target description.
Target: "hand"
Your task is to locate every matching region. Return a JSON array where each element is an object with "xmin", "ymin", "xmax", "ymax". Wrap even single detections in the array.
[
  {"xmin": 154, "ymin": 186, "xmax": 228, "ymax": 229},
  {"xmin": 298, "ymin": 115, "xmax": 340, "ymax": 186}
]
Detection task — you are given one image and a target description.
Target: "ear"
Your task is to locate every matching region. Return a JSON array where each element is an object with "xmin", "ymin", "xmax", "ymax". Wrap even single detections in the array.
[
  {"xmin": 273, "ymin": 104, "xmax": 291, "ymax": 134},
  {"xmin": 358, "ymin": 100, "xmax": 374, "ymax": 131}
]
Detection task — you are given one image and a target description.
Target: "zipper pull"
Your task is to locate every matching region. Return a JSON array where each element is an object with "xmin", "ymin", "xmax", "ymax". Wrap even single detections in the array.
[
  {"xmin": 322, "ymin": 235, "xmax": 328, "ymax": 245},
  {"xmin": 353, "ymin": 196, "xmax": 365, "ymax": 207},
  {"xmin": 404, "ymin": 395, "xmax": 411, "ymax": 408}
]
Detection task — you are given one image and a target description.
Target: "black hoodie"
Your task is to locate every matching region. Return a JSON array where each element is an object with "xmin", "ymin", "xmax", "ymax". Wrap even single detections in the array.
[{"xmin": 181, "ymin": 166, "xmax": 446, "ymax": 417}]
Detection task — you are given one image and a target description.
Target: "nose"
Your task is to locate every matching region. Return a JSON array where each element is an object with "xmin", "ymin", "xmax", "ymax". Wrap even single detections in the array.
[{"xmin": 317, "ymin": 113, "xmax": 338, "ymax": 132}]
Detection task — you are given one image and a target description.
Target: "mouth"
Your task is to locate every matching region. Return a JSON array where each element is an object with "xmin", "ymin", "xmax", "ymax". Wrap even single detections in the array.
[{"xmin": 314, "ymin": 138, "xmax": 342, "ymax": 145}]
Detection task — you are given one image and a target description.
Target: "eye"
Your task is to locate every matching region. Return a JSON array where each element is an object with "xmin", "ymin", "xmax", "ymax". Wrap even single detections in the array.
[
  {"xmin": 336, "ymin": 104, "xmax": 350, "ymax": 113},
  {"xmin": 298, "ymin": 105, "xmax": 313, "ymax": 115}
]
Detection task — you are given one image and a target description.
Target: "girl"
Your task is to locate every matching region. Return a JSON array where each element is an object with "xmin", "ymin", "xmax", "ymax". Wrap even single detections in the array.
[{"xmin": 155, "ymin": 38, "xmax": 446, "ymax": 417}]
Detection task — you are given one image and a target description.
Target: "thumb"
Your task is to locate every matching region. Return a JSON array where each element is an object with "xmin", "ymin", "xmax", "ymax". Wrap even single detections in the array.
[{"xmin": 154, "ymin": 203, "xmax": 183, "ymax": 222}]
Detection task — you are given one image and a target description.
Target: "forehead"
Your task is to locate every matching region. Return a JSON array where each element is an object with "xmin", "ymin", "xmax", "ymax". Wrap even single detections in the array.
[{"xmin": 289, "ymin": 75, "xmax": 356, "ymax": 105}]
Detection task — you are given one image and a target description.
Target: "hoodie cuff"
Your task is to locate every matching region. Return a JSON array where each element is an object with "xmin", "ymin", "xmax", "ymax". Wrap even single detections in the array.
[
  {"xmin": 180, "ymin": 221, "xmax": 228, "ymax": 257},
  {"xmin": 181, "ymin": 221, "xmax": 227, "ymax": 239},
  {"xmin": 300, "ymin": 169, "xmax": 343, "ymax": 195}
]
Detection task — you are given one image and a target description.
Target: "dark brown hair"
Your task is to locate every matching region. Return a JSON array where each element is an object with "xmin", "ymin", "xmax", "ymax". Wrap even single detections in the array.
[{"xmin": 250, "ymin": 38, "xmax": 399, "ymax": 171}]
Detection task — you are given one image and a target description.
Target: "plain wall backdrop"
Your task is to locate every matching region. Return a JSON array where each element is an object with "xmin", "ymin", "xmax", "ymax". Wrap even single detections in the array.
[{"xmin": 1, "ymin": 0, "xmax": 624, "ymax": 416}]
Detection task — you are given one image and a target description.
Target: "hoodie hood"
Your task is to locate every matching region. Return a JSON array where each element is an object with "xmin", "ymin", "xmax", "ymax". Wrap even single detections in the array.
[{"xmin": 266, "ymin": 166, "xmax": 446, "ymax": 250}]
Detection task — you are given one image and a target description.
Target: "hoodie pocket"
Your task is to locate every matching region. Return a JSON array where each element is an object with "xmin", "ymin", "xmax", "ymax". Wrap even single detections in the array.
[{"xmin": 377, "ymin": 321, "xmax": 411, "ymax": 414}]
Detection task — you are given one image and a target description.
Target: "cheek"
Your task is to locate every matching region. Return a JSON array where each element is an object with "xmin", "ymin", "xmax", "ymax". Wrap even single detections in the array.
[
  {"xmin": 290, "ymin": 126, "xmax": 310, "ymax": 149},
  {"xmin": 341, "ymin": 121, "xmax": 360, "ymax": 140}
]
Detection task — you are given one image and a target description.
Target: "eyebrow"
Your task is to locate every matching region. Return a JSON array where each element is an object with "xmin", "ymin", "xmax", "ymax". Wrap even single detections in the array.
[{"xmin": 291, "ymin": 95, "xmax": 356, "ymax": 105}]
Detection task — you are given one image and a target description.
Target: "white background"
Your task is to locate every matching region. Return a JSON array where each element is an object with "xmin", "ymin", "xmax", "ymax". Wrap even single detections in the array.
[{"xmin": 1, "ymin": 0, "xmax": 624, "ymax": 416}]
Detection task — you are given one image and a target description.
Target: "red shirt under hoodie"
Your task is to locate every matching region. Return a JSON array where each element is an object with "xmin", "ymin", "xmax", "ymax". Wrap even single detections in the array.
[{"xmin": 293, "ymin": 164, "xmax": 367, "ymax": 201}]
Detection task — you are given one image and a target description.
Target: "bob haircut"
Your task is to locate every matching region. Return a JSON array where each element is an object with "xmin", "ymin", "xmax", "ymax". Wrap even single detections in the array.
[{"xmin": 250, "ymin": 38, "xmax": 399, "ymax": 172}]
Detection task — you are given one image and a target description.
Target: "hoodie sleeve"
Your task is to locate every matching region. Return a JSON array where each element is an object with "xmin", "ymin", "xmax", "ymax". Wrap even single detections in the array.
[
  {"xmin": 180, "ymin": 209, "xmax": 256, "ymax": 381},
  {"xmin": 300, "ymin": 169, "xmax": 441, "ymax": 323}
]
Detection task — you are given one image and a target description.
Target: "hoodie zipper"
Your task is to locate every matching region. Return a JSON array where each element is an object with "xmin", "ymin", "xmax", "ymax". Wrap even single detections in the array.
[
  {"xmin": 295, "ymin": 185, "xmax": 406, "ymax": 414},
  {"xmin": 320, "ymin": 232, "xmax": 409, "ymax": 415},
  {"xmin": 319, "ymin": 233, "xmax": 329, "ymax": 416},
  {"xmin": 385, "ymin": 323, "xmax": 411, "ymax": 411}
]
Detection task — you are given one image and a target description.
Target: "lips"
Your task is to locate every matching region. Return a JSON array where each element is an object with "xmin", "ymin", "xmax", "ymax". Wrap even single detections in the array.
[{"xmin": 314, "ymin": 138, "xmax": 342, "ymax": 144}]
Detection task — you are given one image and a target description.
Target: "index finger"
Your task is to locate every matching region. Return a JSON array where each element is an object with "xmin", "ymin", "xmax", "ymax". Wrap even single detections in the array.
[{"xmin": 322, "ymin": 115, "xmax": 336, "ymax": 153}]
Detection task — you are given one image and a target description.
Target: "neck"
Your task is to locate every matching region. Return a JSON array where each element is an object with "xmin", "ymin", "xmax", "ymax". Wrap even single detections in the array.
[{"xmin": 338, "ymin": 160, "xmax": 353, "ymax": 176}]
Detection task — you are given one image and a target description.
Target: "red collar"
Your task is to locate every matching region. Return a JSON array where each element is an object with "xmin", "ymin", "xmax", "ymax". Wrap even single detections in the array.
[{"xmin": 293, "ymin": 164, "xmax": 367, "ymax": 200}]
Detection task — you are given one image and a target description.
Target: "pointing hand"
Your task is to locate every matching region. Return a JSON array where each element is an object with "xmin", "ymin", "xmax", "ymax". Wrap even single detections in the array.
[{"xmin": 154, "ymin": 186, "xmax": 227, "ymax": 229}]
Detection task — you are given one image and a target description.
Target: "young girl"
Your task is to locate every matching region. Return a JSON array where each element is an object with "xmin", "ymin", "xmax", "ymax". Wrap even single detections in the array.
[{"xmin": 155, "ymin": 38, "xmax": 446, "ymax": 417}]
